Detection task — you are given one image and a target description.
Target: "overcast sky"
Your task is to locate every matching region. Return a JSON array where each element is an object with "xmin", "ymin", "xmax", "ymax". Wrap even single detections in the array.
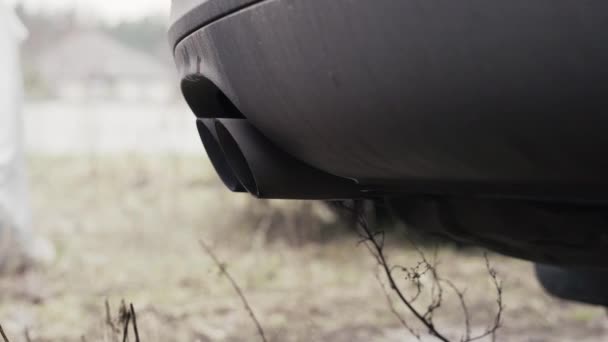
[{"xmin": 7, "ymin": 0, "xmax": 170, "ymax": 23}]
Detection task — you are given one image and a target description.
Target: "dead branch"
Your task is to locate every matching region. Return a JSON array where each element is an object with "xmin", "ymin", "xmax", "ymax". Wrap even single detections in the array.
[
  {"xmin": 23, "ymin": 328, "xmax": 31, "ymax": 342},
  {"xmin": 351, "ymin": 204, "xmax": 451, "ymax": 342},
  {"xmin": 0, "ymin": 324, "xmax": 9, "ymax": 342},
  {"xmin": 130, "ymin": 303, "xmax": 140, "ymax": 342},
  {"xmin": 442, "ymin": 279, "xmax": 471, "ymax": 341},
  {"xmin": 375, "ymin": 271, "xmax": 421, "ymax": 340},
  {"xmin": 391, "ymin": 260, "xmax": 431, "ymax": 303},
  {"xmin": 119, "ymin": 300, "xmax": 131, "ymax": 342},
  {"xmin": 199, "ymin": 239, "xmax": 268, "ymax": 342},
  {"xmin": 333, "ymin": 200, "xmax": 504, "ymax": 342},
  {"xmin": 121, "ymin": 312, "xmax": 131, "ymax": 342},
  {"xmin": 465, "ymin": 253, "xmax": 503, "ymax": 342},
  {"xmin": 105, "ymin": 299, "xmax": 119, "ymax": 335},
  {"xmin": 423, "ymin": 263, "xmax": 444, "ymax": 323}
]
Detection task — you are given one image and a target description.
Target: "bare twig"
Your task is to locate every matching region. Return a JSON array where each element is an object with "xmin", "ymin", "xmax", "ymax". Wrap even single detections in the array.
[
  {"xmin": 119, "ymin": 300, "xmax": 131, "ymax": 342},
  {"xmin": 424, "ymin": 263, "xmax": 444, "ymax": 323},
  {"xmin": 333, "ymin": 200, "xmax": 503, "ymax": 342},
  {"xmin": 348, "ymin": 203, "xmax": 451, "ymax": 342},
  {"xmin": 199, "ymin": 239, "xmax": 268, "ymax": 342},
  {"xmin": 391, "ymin": 261, "xmax": 432, "ymax": 303},
  {"xmin": 0, "ymin": 324, "xmax": 9, "ymax": 342},
  {"xmin": 23, "ymin": 328, "xmax": 31, "ymax": 342},
  {"xmin": 442, "ymin": 279, "xmax": 471, "ymax": 341},
  {"xmin": 375, "ymin": 271, "xmax": 421, "ymax": 340},
  {"xmin": 130, "ymin": 303, "xmax": 140, "ymax": 342},
  {"xmin": 105, "ymin": 299, "xmax": 119, "ymax": 334},
  {"xmin": 121, "ymin": 312, "xmax": 131, "ymax": 342},
  {"xmin": 465, "ymin": 253, "xmax": 503, "ymax": 342}
]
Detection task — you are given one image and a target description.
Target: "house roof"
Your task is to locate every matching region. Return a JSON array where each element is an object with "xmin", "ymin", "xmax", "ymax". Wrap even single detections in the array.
[{"xmin": 36, "ymin": 30, "xmax": 174, "ymax": 83}]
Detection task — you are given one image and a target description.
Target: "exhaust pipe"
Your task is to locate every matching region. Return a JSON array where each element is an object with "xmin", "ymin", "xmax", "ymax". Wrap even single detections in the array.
[
  {"xmin": 196, "ymin": 119, "xmax": 245, "ymax": 192},
  {"xmin": 214, "ymin": 119, "xmax": 362, "ymax": 199}
]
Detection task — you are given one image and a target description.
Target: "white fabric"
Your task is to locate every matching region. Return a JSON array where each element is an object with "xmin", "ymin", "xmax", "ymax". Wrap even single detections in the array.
[{"xmin": 0, "ymin": 3, "xmax": 31, "ymax": 249}]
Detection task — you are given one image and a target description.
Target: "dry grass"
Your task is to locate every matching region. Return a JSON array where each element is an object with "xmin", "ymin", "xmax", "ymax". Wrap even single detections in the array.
[{"xmin": 0, "ymin": 155, "xmax": 603, "ymax": 341}]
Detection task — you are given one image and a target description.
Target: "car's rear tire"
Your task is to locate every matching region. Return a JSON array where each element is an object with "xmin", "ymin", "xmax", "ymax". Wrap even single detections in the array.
[{"xmin": 535, "ymin": 264, "xmax": 608, "ymax": 306}]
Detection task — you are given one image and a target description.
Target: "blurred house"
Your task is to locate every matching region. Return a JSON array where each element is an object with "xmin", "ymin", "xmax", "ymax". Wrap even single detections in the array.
[{"xmin": 34, "ymin": 30, "xmax": 175, "ymax": 102}]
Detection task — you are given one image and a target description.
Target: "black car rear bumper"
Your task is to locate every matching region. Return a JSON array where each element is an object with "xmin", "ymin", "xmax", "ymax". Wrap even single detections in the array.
[
  {"xmin": 171, "ymin": 0, "xmax": 608, "ymax": 203},
  {"xmin": 169, "ymin": 0, "xmax": 262, "ymax": 50}
]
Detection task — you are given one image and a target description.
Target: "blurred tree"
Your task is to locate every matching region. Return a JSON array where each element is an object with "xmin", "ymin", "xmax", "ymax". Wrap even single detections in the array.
[
  {"xmin": 14, "ymin": 6, "xmax": 171, "ymax": 97},
  {"xmin": 104, "ymin": 16, "xmax": 171, "ymax": 62}
]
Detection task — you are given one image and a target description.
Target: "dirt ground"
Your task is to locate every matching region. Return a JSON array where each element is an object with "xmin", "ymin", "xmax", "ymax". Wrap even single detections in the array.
[{"xmin": 0, "ymin": 156, "xmax": 606, "ymax": 342}]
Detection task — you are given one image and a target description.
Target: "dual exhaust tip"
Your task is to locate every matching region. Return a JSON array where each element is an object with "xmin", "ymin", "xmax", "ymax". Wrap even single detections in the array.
[{"xmin": 196, "ymin": 118, "xmax": 362, "ymax": 199}]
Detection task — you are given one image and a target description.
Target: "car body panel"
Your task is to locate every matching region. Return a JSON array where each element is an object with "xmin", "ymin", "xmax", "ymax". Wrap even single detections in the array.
[
  {"xmin": 173, "ymin": 0, "xmax": 608, "ymax": 202},
  {"xmin": 169, "ymin": 0, "xmax": 261, "ymax": 50}
]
